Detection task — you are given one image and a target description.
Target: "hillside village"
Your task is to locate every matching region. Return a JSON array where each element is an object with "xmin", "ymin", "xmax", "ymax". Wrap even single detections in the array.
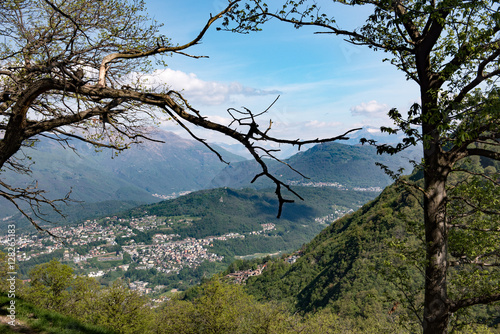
[
  {"xmin": 287, "ymin": 180, "xmax": 383, "ymax": 192},
  {"xmin": 0, "ymin": 201, "xmax": 359, "ymax": 295},
  {"xmin": 1, "ymin": 213, "xmax": 312, "ymax": 293}
]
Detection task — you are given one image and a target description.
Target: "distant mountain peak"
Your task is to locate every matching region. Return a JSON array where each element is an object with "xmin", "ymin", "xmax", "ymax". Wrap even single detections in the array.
[
  {"xmin": 0, "ymin": 129, "xmax": 245, "ymax": 221},
  {"xmin": 343, "ymin": 126, "xmax": 410, "ymax": 145}
]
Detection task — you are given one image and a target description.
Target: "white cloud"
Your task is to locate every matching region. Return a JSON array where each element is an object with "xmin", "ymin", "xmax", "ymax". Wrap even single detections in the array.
[
  {"xmin": 304, "ymin": 120, "xmax": 342, "ymax": 128},
  {"xmin": 204, "ymin": 115, "xmax": 233, "ymax": 125},
  {"xmin": 366, "ymin": 127, "xmax": 381, "ymax": 133},
  {"xmin": 141, "ymin": 69, "xmax": 280, "ymax": 106},
  {"xmin": 350, "ymin": 100, "xmax": 389, "ymax": 118}
]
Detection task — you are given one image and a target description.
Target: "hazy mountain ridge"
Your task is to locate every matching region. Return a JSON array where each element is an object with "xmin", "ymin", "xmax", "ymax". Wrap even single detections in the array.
[
  {"xmin": 211, "ymin": 141, "xmax": 422, "ymax": 189},
  {"xmin": 1, "ymin": 129, "xmax": 420, "ymax": 227},
  {"xmin": 0, "ymin": 130, "xmax": 245, "ymax": 221}
]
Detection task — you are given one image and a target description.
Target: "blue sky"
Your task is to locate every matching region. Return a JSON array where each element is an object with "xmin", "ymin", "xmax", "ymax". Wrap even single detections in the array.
[{"xmin": 143, "ymin": 0, "xmax": 419, "ymax": 145}]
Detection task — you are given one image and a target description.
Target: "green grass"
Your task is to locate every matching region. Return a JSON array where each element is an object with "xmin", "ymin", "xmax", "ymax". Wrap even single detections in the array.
[{"xmin": 0, "ymin": 294, "xmax": 115, "ymax": 334}]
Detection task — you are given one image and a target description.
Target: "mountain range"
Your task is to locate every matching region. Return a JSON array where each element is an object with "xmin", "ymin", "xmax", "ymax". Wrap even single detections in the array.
[
  {"xmin": 0, "ymin": 131, "xmax": 244, "ymax": 223},
  {"xmin": 1, "ymin": 128, "xmax": 421, "ymax": 230},
  {"xmin": 211, "ymin": 140, "xmax": 421, "ymax": 189}
]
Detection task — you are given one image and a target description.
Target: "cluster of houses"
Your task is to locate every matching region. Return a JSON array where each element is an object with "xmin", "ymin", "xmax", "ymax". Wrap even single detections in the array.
[
  {"xmin": 129, "ymin": 280, "xmax": 152, "ymax": 294},
  {"xmin": 125, "ymin": 236, "xmax": 227, "ymax": 274},
  {"xmin": 225, "ymin": 251, "xmax": 304, "ymax": 284},
  {"xmin": 314, "ymin": 208, "xmax": 355, "ymax": 225},
  {"xmin": 249, "ymin": 223, "xmax": 275, "ymax": 235},
  {"xmin": 225, "ymin": 264, "xmax": 267, "ymax": 284},
  {"xmin": 288, "ymin": 181, "xmax": 348, "ymax": 189},
  {"xmin": 0, "ymin": 218, "xmax": 137, "ymax": 264},
  {"xmin": 353, "ymin": 186, "xmax": 383, "ymax": 192},
  {"xmin": 288, "ymin": 180, "xmax": 382, "ymax": 192},
  {"xmin": 1, "ymin": 215, "xmax": 281, "ymax": 289},
  {"xmin": 123, "ymin": 231, "xmax": 267, "ymax": 275},
  {"xmin": 151, "ymin": 190, "xmax": 192, "ymax": 200}
]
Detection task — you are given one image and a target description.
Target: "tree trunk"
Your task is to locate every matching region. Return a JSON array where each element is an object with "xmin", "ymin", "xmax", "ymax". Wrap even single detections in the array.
[
  {"xmin": 0, "ymin": 112, "xmax": 25, "ymax": 169},
  {"xmin": 0, "ymin": 79, "xmax": 55, "ymax": 169},
  {"xmin": 422, "ymin": 139, "xmax": 452, "ymax": 334}
]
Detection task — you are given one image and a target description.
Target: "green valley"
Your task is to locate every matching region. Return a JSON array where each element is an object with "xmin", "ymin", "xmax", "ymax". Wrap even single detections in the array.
[{"xmin": 4, "ymin": 186, "xmax": 379, "ymax": 292}]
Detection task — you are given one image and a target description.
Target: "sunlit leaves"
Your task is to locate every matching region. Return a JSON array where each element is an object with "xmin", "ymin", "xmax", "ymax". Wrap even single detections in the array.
[
  {"xmin": 25, "ymin": 259, "xmax": 74, "ymax": 310},
  {"xmin": 24, "ymin": 260, "xmax": 152, "ymax": 334}
]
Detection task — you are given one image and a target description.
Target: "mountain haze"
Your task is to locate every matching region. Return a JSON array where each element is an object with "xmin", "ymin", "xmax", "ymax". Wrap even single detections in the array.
[
  {"xmin": 2, "ymin": 131, "xmax": 419, "ymax": 233},
  {"xmin": 0, "ymin": 130, "xmax": 244, "ymax": 222},
  {"xmin": 211, "ymin": 141, "xmax": 421, "ymax": 189}
]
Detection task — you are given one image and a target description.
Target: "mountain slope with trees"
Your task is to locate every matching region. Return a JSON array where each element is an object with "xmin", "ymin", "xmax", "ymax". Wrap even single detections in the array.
[
  {"xmin": 241, "ymin": 170, "xmax": 499, "ymax": 332},
  {"xmin": 121, "ymin": 185, "xmax": 378, "ymax": 248},
  {"xmin": 227, "ymin": 1, "xmax": 500, "ymax": 332},
  {"xmin": 243, "ymin": 181, "xmax": 419, "ymax": 312}
]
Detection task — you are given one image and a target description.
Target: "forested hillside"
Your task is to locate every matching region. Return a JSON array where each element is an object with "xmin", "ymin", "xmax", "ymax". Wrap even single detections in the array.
[
  {"xmin": 238, "ymin": 170, "xmax": 500, "ymax": 332},
  {"xmin": 7, "ymin": 185, "xmax": 379, "ymax": 294},
  {"xmin": 120, "ymin": 186, "xmax": 378, "ymax": 254}
]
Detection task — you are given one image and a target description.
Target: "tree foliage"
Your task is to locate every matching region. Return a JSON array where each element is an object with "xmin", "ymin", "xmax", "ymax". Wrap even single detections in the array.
[
  {"xmin": 86, "ymin": 280, "xmax": 152, "ymax": 334},
  {"xmin": 224, "ymin": 1, "xmax": 500, "ymax": 333},
  {"xmin": 26, "ymin": 259, "xmax": 74, "ymax": 310},
  {"xmin": 23, "ymin": 260, "xmax": 151, "ymax": 334},
  {"xmin": 156, "ymin": 278, "xmax": 400, "ymax": 334}
]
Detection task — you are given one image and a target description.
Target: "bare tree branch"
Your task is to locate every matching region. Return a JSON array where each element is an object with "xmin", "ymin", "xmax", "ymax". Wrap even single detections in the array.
[
  {"xmin": 0, "ymin": 179, "xmax": 71, "ymax": 238},
  {"xmin": 98, "ymin": 1, "xmax": 238, "ymax": 86}
]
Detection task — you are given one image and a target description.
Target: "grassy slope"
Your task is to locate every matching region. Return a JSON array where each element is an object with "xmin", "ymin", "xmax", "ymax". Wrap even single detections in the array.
[{"xmin": 0, "ymin": 294, "xmax": 114, "ymax": 334}]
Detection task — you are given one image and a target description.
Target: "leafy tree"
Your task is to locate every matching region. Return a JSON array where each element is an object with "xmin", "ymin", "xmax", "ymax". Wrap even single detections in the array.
[
  {"xmin": 24, "ymin": 259, "xmax": 102, "ymax": 316},
  {"xmin": 66, "ymin": 275, "xmax": 102, "ymax": 321},
  {"xmin": 88, "ymin": 280, "xmax": 152, "ymax": 334},
  {"xmin": 26, "ymin": 259, "xmax": 73, "ymax": 310},
  {"xmin": 23, "ymin": 259, "xmax": 150, "ymax": 334},
  {"xmin": 0, "ymin": 0, "xmax": 357, "ymax": 231},
  {"xmin": 158, "ymin": 277, "xmax": 410, "ymax": 333},
  {"xmin": 224, "ymin": 1, "xmax": 500, "ymax": 333},
  {"xmin": 0, "ymin": 251, "xmax": 13, "ymax": 292},
  {"xmin": 157, "ymin": 278, "xmax": 299, "ymax": 334}
]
